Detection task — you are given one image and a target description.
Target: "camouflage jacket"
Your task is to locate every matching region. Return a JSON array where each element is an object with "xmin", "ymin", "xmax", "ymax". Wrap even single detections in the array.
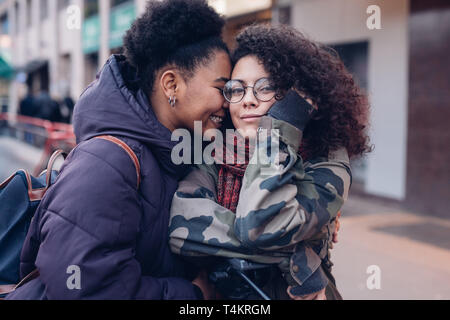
[{"xmin": 169, "ymin": 116, "xmax": 351, "ymax": 294}]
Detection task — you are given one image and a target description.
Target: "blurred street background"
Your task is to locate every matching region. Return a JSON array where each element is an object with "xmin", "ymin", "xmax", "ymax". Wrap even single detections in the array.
[{"xmin": 0, "ymin": 0, "xmax": 449, "ymax": 299}]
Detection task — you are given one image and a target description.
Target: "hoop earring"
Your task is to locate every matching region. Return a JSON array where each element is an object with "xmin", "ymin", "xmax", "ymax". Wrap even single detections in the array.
[{"xmin": 169, "ymin": 96, "xmax": 177, "ymax": 108}]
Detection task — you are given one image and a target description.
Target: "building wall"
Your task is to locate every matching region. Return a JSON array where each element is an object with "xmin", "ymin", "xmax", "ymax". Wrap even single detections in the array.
[
  {"xmin": 2, "ymin": 0, "xmax": 146, "ymax": 114},
  {"xmin": 289, "ymin": 0, "xmax": 410, "ymax": 200},
  {"xmin": 406, "ymin": 0, "xmax": 450, "ymax": 217}
]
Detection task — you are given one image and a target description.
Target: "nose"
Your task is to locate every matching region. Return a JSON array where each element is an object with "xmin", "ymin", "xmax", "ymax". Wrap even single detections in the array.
[{"xmin": 242, "ymin": 88, "xmax": 258, "ymax": 108}]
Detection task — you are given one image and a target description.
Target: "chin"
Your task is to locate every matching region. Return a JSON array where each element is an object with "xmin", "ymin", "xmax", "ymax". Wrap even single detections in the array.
[{"xmin": 234, "ymin": 127, "xmax": 256, "ymax": 139}]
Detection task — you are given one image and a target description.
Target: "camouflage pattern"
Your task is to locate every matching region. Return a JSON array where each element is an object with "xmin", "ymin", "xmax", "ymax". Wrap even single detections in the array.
[{"xmin": 169, "ymin": 116, "xmax": 351, "ymax": 294}]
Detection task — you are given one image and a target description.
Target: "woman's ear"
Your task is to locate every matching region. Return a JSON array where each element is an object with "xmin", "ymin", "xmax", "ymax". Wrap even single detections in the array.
[
  {"xmin": 159, "ymin": 69, "xmax": 188, "ymax": 108},
  {"xmin": 160, "ymin": 69, "xmax": 178, "ymax": 99}
]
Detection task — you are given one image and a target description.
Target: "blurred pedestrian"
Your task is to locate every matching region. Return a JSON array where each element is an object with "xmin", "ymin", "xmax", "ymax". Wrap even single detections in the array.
[
  {"xmin": 59, "ymin": 94, "xmax": 75, "ymax": 124},
  {"xmin": 35, "ymin": 91, "xmax": 62, "ymax": 123},
  {"xmin": 18, "ymin": 90, "xmax": 39, "ymax": 144},
  {"xmin": 19, "ymin": 91, "xmax": 38, "ymax": 118}
]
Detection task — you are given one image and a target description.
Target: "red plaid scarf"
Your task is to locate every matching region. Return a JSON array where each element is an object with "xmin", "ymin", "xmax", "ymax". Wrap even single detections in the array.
[
  {"xmin": 216, "ymin": 139, "xmax": 251, "ymax": 213},
  {"xmin": 215, "ymin": 135, "xmax": 307, "ymax": 213}
]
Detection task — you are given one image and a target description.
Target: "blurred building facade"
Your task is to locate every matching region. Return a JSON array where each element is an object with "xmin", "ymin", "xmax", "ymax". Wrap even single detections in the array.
[
  {"xmin": 271, "ymin": 0, "xmax": 449, "ymax": 217},
  {"xmin": 0, "ymin": 0, "xmax": 150, "ymax": 114},
  {"xmin": 0, "ymin": 0, "xmax": 448, "ymax": 217}
]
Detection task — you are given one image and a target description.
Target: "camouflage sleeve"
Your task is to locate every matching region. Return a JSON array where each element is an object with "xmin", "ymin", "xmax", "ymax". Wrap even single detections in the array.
[
  {"xmin": 168, "ymin": 116, "xmax": 349, "ymax": 294},
  {"xmin": 234, "ymin": 116, "xmax": 351, "ymax": 251},
  {"xmin": 169, "ymin": 164, "xmax": 287, "ymax": 263}
]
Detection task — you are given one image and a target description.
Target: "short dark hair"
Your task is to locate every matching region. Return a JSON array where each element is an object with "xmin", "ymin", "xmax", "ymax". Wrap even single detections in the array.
[
  {"xmin": 123, "ymin": 0, "xmax": 229, "ymax": 93},
  {"xmin": 233, "ymin": 24, "xmax": 373, "ymax": 159}
]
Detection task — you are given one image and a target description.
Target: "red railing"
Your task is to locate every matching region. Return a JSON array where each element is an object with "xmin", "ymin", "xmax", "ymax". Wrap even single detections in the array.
[{"xmin": 0, "ymin": 113, "xmax": 76, "ymax": 175}]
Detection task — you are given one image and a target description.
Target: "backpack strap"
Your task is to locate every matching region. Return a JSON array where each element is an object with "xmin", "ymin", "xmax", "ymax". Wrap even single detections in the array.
[
  {"xmin": 0, "ymin": 268, "xmax": 40, "ymax": 299},
  {"xmin": 94, "ymin": 135, "xmax": 141, "ymax": 189}
]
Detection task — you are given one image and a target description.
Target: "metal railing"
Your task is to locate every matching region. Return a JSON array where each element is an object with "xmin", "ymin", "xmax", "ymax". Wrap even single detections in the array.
[{"xmin": 0, "ymin": 113, "xmax": 76, "ymax": 175}]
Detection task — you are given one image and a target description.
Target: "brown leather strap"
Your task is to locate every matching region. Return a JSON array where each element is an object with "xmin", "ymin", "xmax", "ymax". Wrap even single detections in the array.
[
  {"xmin": 0, "ymin": 284, "xmax": 16, "ymax": 297},
  {"xmin": 0, "ymin": 171, "xmax": 18, "ymax": 189},
  {"xmin": 45, "ymin": 150, "xmax": 65, "ymax": 187},
  {"xmin": 14, "ymin": 269, "xmax": 40, "ymax": 290},
  {"xmin": 0, "ymin": 150, "xmax": 66, "ymax": 202},
  {"xmin": 0, "ymin": 269, "xmax": 40, "ymax": 298},
  {"xmin": 94, "ymin": 135, "xmax": 141, "ymax": 189},
  {"xmin": 0, "ymin": 169, "xmax": 39, "ymax": 201}
]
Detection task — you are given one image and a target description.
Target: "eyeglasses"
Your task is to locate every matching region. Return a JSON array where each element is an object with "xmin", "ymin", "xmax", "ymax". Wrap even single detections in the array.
[{"xmin": 223, "ymin": 78, "xmax": 276, "ymax": 104}]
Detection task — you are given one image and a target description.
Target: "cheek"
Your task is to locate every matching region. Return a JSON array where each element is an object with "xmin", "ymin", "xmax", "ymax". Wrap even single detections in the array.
[
  {"xmin": 183, "ymin": 93, "xmax": 207, "ymax": 119},
  {"xmin": 261, "ymin": 100, "xmax": 276, "ymax": 114},
  {"xmin": 198, "ymin": 93, "xmax": 223, "ymax": 117},
  {"xmin": 229, "ymin": 104, "xmax": 242, "ymax": 121},
  {"xmin": 208, "ymin": 94, "xmax": 224, "ymax": 113}
]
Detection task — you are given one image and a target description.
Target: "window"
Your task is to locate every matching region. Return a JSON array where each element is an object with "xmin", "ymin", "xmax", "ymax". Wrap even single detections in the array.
[
  {"xmin": 58, "ymin": 0, "xmax": 72, "ymax": 11},
  {"xmin": 331, "ymin": 41, "xmax": 369, "ymax": 184},
  {"xmin": 331, "ymin": 41, "xmax": 369, "ymax": 90},
  {"xmin": 0, "ymin": 14, "xmax": 8, "ymax": 35},
  {"xmin": 40, "ymin": 0, "xmax": 48, "ymax": 21},
  {"xmin": 112, "ymin": 0, "xmax": 129, "ymax": 7},
  {"xmin": 278, "ymin": 6, "xmax": 291, "ymax": 25},
  {"xmin": 26, "ymin": 0, "xmax": 32, "ymax": 27},
  {"xmin": 15, "ymin": 2, "xmax": 19, "ymax": 34},
  {"xmin": 84, "ymin": 0, "xmax": 99, "ymax": 18}
]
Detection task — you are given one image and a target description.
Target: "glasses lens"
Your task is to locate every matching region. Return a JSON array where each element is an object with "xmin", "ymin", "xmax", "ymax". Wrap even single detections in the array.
[
  {"xmin": 254, "ymin": 78, "xmax": 276, "ymax": 102},
  {"xmin": 223, "ymin": 80, "xmax": 245, "ymax": 103}
]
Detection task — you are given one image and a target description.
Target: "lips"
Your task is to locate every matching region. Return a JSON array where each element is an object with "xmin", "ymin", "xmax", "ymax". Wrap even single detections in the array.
[{"xmin": 241, "ymin": 114, "xmax": 264, "ymax": 122}]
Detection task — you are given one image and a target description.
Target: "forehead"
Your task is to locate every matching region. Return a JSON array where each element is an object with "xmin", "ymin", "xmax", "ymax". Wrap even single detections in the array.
[
  {"xmin": 191, "ymin": 50, "xmax": 231, "ymax": 82},
  {"xmin": 231, "ymin": 55, "xmax": 270, "ymax": 83}
]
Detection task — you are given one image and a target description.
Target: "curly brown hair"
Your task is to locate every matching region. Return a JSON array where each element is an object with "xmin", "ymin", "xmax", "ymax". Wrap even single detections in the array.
[{"xmin": 232, "ymin": 24, "xmax": 372, "ymax": 160}]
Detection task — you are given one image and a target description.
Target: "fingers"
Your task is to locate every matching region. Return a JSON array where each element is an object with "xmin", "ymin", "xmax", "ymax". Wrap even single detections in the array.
[
  {"xmin": 287, "ymin": 287, "xmax": 327, "ymax": 300},
  {"xmin": 336, "ymin": 212, "xmax": 341, "ymax": 233},
  {"xmin": 314, "ymin": 288, "xmax": 327, "ymax": 300},
  {"xmin": 192, "ymin": 270, "xmax": 216, "ymax": 300},
  {"xmin": 332, "ymin": 232, "xmax": 339, "ymax": 244},
  {"xmin": 287, "ymin": 286, "xmax": 309, "ymax": 300},
  {"xmin": 287, "ymin": 286, "xmax": 296, "ymax": 300},
  {"xmin": 332, "ymin": 212, "xmax": 341, "ymax": 244}
]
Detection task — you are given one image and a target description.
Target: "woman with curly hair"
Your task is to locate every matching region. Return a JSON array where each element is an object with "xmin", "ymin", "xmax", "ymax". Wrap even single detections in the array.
[
  {"xmin": 7, "ymin": 0, "xmax": 231, "ymax": 300},
  {"xmin": 169, "ymin": 24, "xmax": 372, "ymax": 300}
]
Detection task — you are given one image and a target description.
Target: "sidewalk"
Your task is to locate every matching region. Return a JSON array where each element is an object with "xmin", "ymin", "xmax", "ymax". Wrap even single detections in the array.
[
  {"xmin": 332, "ymin": 194, "xmax": 450, "ymax": 300},
  {"xmin": 0, "ymin": 136, "xmax": 43, "ymax": 180}
]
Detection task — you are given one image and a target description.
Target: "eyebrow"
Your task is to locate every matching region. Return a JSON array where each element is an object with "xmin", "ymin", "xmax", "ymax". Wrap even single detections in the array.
[{"xmin": 214, "ymin": 77, "xmax": 229, "ymax": 83}]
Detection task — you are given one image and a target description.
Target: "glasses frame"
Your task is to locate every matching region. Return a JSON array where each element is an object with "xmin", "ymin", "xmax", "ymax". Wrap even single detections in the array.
[{"xmin": 223, "ymin": 78, "xmax": 277, "ymax": 104}]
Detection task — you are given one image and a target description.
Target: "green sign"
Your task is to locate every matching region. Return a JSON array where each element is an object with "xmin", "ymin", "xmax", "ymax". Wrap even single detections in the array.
[
  {"xmin": 109, "ymin": 2, "xmax": 136, "ymax": 49},
  {"xmin": 82, "ymin": 15, "xmax": 100, "ymax": 54},
  {"xmin": 0, "ymin": 55, "xmax": 13, "ymax": 79}
]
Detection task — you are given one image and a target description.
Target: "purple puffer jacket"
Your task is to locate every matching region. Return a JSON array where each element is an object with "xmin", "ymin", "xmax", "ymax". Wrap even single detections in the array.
[{"xmin": 7, "ymin": 55, "xmax": 200, "ymax": 300}]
